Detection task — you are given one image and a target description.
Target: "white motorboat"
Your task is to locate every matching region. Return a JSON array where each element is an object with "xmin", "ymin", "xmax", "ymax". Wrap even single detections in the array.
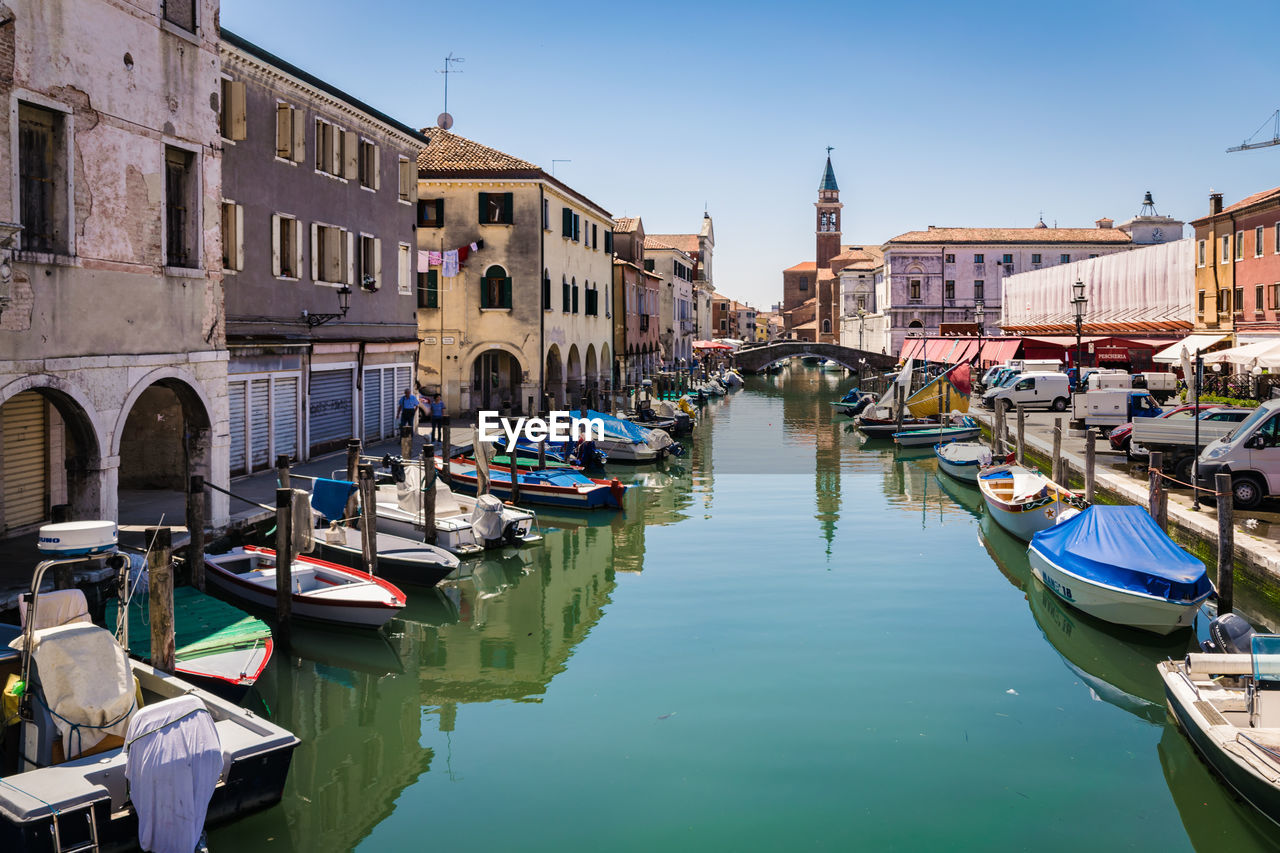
[
  {"xmin": 934, "ymin": 441, "xmax": 993, "ymax": 483},
  {"xmin": 977, "ymin": 463, "xmax": 1086, "ymax": 541},
  {"xmin": 892, "ymin": 416, "xmax": 981, "ymax": 447},
  {"xmin": 1027, "ymin": 505, "xmax": 1213, "ymax": 634},
  {"xmin": 309, "ymin": 523, "xmax": 460, "ymax": 588},
  {"xmin": 205, "ymin": 546, "xmax": 406, "ymax": 628},
  {"xmin": 375, "ymin": 467, "xmax": 540, "ymax": 555}
]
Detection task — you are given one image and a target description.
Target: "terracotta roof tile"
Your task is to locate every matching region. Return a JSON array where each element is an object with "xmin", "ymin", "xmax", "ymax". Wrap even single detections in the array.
[
  {"xmin": 614, "ymin": 217, "xmax": 640, "ymax": 233},
  {"xmin": 647, "ymin": 233, "xmax": 699, "ymax": 254},
  {"xmin": 785, "ymin": 261, "xmax": 817, "ymax": 272},
  {"xmin": 416, "ymin": 128, "xmax": 538, "ymax": 172},
  {"xmin": 1190, "ymin": 186, "xmax": 1280, "ymax": 225},
  {"xmin": 643, "ymin": 235, "xmax": 691, "ymax": 256},
  {"xmin": 886, "ymin": 226, "xmax": 1133, "ymax": 245}
]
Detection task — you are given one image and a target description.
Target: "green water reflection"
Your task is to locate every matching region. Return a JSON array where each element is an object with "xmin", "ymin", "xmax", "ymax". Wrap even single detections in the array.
[{"xmin": 210, "ymin": 363, "xmax": 1280, "ymax": 852}]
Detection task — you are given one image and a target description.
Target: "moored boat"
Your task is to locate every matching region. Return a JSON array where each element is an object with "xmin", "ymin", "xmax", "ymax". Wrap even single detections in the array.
[
  {"xmin": 309, "ymin": 524, "xmax": 460, "ymax": 588},
  {"xmin": 893, "ymin": 416, "xmax": 980, "ymax": 447},
  {"xmin": 857, "ymin": 417, "xmax": 939, "ymax": 439},
  {"xmin": 1027, "ymin": 505, "xmax": 1213, "ymax": 634},
  {"xmin": 446, "ymin": 460, "xmax": 628, "ymax": 509},
  {"xmin": 373, "ymin": 466, "xmax": 541, "ymax": 555},
  {"xmin": 934, "ymin": 441, "xmax": 993, "ymax": 483},
  {"xmin": 205, "ymin": 546, "xmax": 406, "ymax": 628},
  {"xmin": 977, "ymin": 463, "xmax": 1086, "ymax": 541}
]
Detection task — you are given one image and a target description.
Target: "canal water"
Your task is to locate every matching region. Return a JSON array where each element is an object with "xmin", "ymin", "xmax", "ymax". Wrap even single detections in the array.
[{"xmin": 211, "ymin": 363, "xmax": 1280, "ymax": 852}]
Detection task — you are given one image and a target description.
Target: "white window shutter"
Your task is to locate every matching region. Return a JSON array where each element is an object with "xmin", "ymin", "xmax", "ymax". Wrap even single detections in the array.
[
  {"xmin": 291, "ymin": 108, "xmax": 305, "ymax": 162},
  {"xmin": 271, "ymin": 214, "xmax": 282, "ymax": 277},
  {"xmin": 228, "ymin": 81, "xmax": 247, "ymax": 141},
  {"xmin": 372, "ymin": 145, "xmax": 381, "ymax": 191},
  {"xmin": 331, "ymin": 127, "xmax": 343, "ymax": 176},
  {"xmin": 310, "ymin": 223, "xmax": 319, "ymax": 281},
  {"xmin": 345, "ymin": 230, "xmax": 355, "ymax": 285},
  {"xmin": 374, "ymin": 238, "xmax": 382, "ymax": 288},
  {"xmin": 344, "ymin": 131, "xmax": 358, "ymax": 180},
  {"xmin": 294, "ymin": 220, "xmax": 303, "ymax": 278},
  {"xmin": 235, "ymin": 204, "xmax": 245, "ymax": 271},
  {"xmin": 275, "ymin": 104, "xmax": 290, "ymax": 158}
]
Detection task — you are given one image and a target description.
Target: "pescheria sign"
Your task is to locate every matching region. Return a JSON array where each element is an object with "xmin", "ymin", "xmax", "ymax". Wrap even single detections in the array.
[{"xmin": 477, "ymin": 411, "xmax": 606, "ymax": 445}]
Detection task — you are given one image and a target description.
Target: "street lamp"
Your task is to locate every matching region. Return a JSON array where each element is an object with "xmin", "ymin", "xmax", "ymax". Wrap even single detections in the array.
[
  {"xmin": 974, "ymin": 299, "xmax": 985, "ymax": 369},
  {"xmin": 1071, "ymin": 279, "xmax": 1087, "ymax": 386},
  {"xmin": 305, "ymin": 284, "xmax": 353, "ymax": 327}
]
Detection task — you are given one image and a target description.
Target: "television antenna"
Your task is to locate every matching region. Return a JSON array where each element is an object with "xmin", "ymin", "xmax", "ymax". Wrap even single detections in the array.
[
  {"xmin": 1227, "ymin": 109, "xmax": 1280, "ymax": 152},
  {"xmin": 437, "ymin": 53, "xmax": 464, "ymax": 130}
]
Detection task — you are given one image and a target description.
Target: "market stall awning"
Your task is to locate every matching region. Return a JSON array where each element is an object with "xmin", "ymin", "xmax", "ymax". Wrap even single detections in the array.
[
  {"xmin": 980, "ymin": 339, "xmax": 1022, "ymax": 364},
  {"xmin": 1205, "ymin": 339, "xmax": 1280, "ymax": 367},
  {"xmin": 693, "ymin": 340, "xmax": 733, "ymax": 351},
  {"xmin": 1151, "ymin": 334, "xmax": 1229, "ymax": 363},
  {"xmin": 900, "ymin": 338, "xmax": 925, "ymax": 360}
]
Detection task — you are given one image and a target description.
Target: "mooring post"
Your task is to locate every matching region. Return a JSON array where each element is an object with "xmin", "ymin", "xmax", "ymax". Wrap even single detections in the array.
[
  {"xmin": 1015, "ymin": 404, "xmax": 1026, "ymax": 465},
  {"xmin": 275, "ymin": 488, "xmax": 293, "ymax": 642},
  {"xmin": 346, "ymin": 439, "xmax": 360, "ymax": 483},
  {"xmin": 894, "ymin": 385, "xmax": 904, "ymax": 434},
  {"xmin": 442, "ymin": 421, "xmax": 452, "ymax": 483},
  {"xmin": 993, "ymin": 400, "xmax": 1004, "ymax": 454},
  {"xmin": 538, "ymin": 439, "xmax": 548, "ymax": 470},
  {"xmin": 508, "ymin": 438, "xmax": 521, "ymax": 506},
  {"xmin": 1051, "ymin": 418, "xmax": 1063, "ymax": 485},
  {"xmin": 422, "ymin": 446, "xmax": 437, "ymax": 544},
  {"xmin": 187, "ymin": 475, "xmax": 205, "ymax": 592},
  {"xmin": 276, "ymin": 453, "xmax": 291, "ymax": 489},
  {"xmin": 401, "ymin": 424, "xmax": 413, "ymax": 460},
  {"xmin": 1216, "ymin": 472, "xmax": 1235, "ymax": 615},
  {"xmin": 1084, "ymin": 431, "xmax": 1096, "ymax": 503},
  {"xmin": 146, "ymin": 526, "xmax": 175, "ymax": 674},
  {"xmin": 1148, "ymin": 451, "xmax": 1167, "ymax": 531},
  {"xmin": 358, "ymin": 464, "xmax": 377, "ymax": 576}
]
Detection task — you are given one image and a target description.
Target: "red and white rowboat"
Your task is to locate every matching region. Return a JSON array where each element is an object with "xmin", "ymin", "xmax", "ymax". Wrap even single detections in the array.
[{"xmin": 205, "ymin": 545, "xmax": 406, "ymax": 629}]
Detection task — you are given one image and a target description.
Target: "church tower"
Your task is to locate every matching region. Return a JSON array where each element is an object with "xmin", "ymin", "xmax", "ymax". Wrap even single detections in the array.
[{"xmin": 815, "ymin": 154, "xmax": 842, "ymax": 272}]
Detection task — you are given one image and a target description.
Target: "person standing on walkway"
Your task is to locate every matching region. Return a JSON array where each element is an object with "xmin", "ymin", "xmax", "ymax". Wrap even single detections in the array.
[
  {"xmin": 399, "ymin": 388, "xmax": 420, "ymax": 430},
  {"xmin": 430, "ymin": 394, "xmax": 446, "ymax": 443}
]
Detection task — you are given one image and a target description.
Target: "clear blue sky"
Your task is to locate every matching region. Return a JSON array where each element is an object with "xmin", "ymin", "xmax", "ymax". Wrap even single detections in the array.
[{"xmin": 222, "ymin": 0, "xmax": 1280, "ymax": 310}]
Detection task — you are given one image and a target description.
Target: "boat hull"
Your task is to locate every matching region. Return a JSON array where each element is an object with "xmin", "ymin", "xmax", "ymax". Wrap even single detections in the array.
[
  {"xmin": 936, "ymin": 454, "xmax": 982, "ymax": 483},
  {"xmin": 312, "ymin": 538, "xmax": 457, "ymax": 589},
  {"xmin": 447, "ymin": 470, "xmax": 623, "ymax": 510},
  {"xmin": 981, "ymin": 493, "xmax": 1064, "ymax": 541},
  {"xmin": 1027, "ymin": 546, "xmax": 1207, "ymax": 634},
  {"xmin": 857, "ymin": 419, "xmax": 938, "ymax": 439},
  {"xmin": 893, "ymin": 427, "xmax": 981, "ymax": 447}
]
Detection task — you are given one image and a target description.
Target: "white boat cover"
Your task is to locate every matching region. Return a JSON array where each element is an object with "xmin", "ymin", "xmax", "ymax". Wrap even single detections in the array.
[
  {"xmin": 937, "ymin": 442, "xmax": 992, "ymax": 466},
  {"xmin": 11, "ymin": 623, "xmax": 135, "ymax": 758},
  {"xmin": 471, "ymin": 494, "xmax": 505, "ymax": 541},
  {"xmin": 125, "ymin": 695, "xmax": 223, "ymax": 853},
  {"xmin": 18, "ymin": 589, "xmax": 90, "ymax": 630},
  {"xmin": 645, "ymin": 428, "xmax": 675, "ymax": 452}
]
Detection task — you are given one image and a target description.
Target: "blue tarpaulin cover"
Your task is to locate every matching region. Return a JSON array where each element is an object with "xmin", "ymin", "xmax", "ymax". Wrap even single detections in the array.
[
  {"xmin": 1030, "ymin": 505, "xmax": 1212, "ymax": 602},
  {"xmin": 582, "ymin": 409, "xmax": 649, "ymax": 444},
  {"xmin": 312, "ymin": 478, "xmax": 357, "ymax": 523}
]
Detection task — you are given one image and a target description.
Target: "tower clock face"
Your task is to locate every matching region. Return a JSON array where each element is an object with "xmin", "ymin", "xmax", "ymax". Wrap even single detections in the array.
[{"xmin": 1151, "ymin": 227, "xmax": 1163, "ymax": 241}]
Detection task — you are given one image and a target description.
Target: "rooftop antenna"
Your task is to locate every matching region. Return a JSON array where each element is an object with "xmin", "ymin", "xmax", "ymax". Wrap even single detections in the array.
[
  {"xmin": 1227, "ymin": 109, "xmax": 1280, "ymax": 152},
  {"xmin": 551, "ymin": 159, "xmax": 571, "ymax": 177},
  {"xmin": 436, "ymin": 53, "xmax": 464, "ymax": 130}
]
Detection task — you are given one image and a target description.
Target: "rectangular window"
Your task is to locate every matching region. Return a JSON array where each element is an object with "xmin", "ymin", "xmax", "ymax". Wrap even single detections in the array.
[
  {"xmin": 543, "ymin": 198, "xmax": 550, "ymax": 230},
  {"xmin": 1222, "ymin": 235, "xmax": 1230, "ymax": 263},
  {"xmin": 585, "ymin": 287, "xmax": 598, "ymax": 315},
  {"xmin": 219, "ymin": 79, "xmax": 246, "ymax": 141},
  {"xmin": 562, "ymin": 279, "xmax": 570, "ymax": 311},
  {"xmin": 1236, "ymin": 231, "xmax": 1245, "ymax": 260},
  {"xmin": 417, "ymin": 199, "xmax": 444, "ymax": 228},
  {"xmin": 644, "ymin": 259, "xmax": 655, "ymax": 272},
  {"xmin": 478, "ymin": 192, "xmax": 514, "ymax": 225},
  {"xmin": 1256, "ymin": 226, "xmax": 1265, "ymax": 257},
  {"xmin": 1059, "ymin": 254, "xmax": 1070, "ymax": 264},
  {"xmin": 358, "ymin": 140, "xmax": 379, "ymax": 190},
  {"xmin": 573, "ymin": 213, "xmax": 581, "ymax": 242},
  {"xmin": 1031, "ymin": 253, "xmax": 1042, "ymax": 264},
  {"xmin": 417, "ymin": 270, "xmax": 438, "ymax": 308},
  {"xmin": 164, "ymin": 146, "xmax": 198, "ymax": 269},
  {"xmin": 572, "ymin": 282, "xmax": 579, "ymax": 313},
  {"xmin": 1197, "ymin": 240, "xmax": 1205, "ymax": 266},
  {"xmin": 482, "ymin": 268, "xmax": 512, "ymax": 309},
  {"xmin": 221, "ymin": 202, "xmax": 244, "ymax": 272},
  {"xmin": 592, "ymin": 223, "xmax": 598, "ymax": 249},
  {"xmin": 312, "ymin": 224, "xmax": 348, "ymax": 285},
  {"xmin": 275, "ymin": 103, "xmax": 304, "ymax": 162},
  {"xmin": 973, "ymin": 280, "xmax": 984, "ymax": 300},
  {"xmin": 314, "ymin": 120, "xmax": 352, "ymax": 178},
  {"xmin": 1219, "ymin": 288, "xmax": 1230, "ymax": 313},
  {"xmin": 271, "ymin": 214, "xmax": 300, "ymax": 279},
  {"xmin": 397, "ymin": 243, "xmax": 412, "ymax": 295},
  {"xmin": 356, "ymin": 235, "xmax": 381, "ymax": 290},
  {"xmin": 944, "ymin": 253, "xmax": 955, "ymax": 264},
  {"xmin": 1273, "ymin": 283, "xmax": 1280, "ymax": 310},
  {"xmin": 973, "ymin": 254, "xmax": 984, "ymax": 264},
  {"xmin": 1257, "ymin": 284, "xmax": 1265, "ymax": 313},
  {"xmin": 1234, "ymin": 286, "xmax": 1244, "ymax": 314},
  {"xmin": 799, "ymin": 275, "xmax": 808, "ymax": 291},
  {"xmin": 1197, "ymin": 289, "xmax": 1205, "ymax": 315},
  {"xmin": 163, "ymin": 0, "xmax": 195, "ymax": 31},
  {"xmin": 1001, "ymin": 253, "xmax": 1013, "ymax": 264},
  {"xmin": 909, "ymin": 280, "xmax": 921, "ymax": 300},
  {"xmin": 944, "ymin": 280, "xmax": 955, "ymax": 299},
  {"xmin": 398, "ymin": 158, "xmax": 415, "ymax": 203},
  {"xmin": 543, "ymin": 273, "xmax": 551, "ymax": 310},
  {"xmin": 604, "ymin": 230, "xmax": 613, "ymax": 254},
  {"xmin": 562, "ymin": 207, "xmax": 573, "ymax": 238},
  {"xmin": 17, "ymin": 102, "xmax": 68, "ymax": 254}
]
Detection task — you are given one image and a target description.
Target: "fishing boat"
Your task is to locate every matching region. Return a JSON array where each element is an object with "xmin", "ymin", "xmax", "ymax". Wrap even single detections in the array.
[
  {"xmin": 309, "ymin": 524, "xmax": 460, "ymax": 589},
  {"xmin": 1027, "ymin": 505, "xmax": 1213, "ymax": 634},
  {"xmin": 374, "ymin": 466, "xmax": 541, "ymax": 553},
  {"xmin": 446, "ymin": 459, "xmax": 627, "ymax": 510},
  {"xmin": 893, "ymin": 415, "xmax": 980, "ymax": 447},
  {"xmin": 821, "ymin": 359, "xmax": 845, "ymax": 373},
  {"xmin": 977, "ymin": 463, "xmax": 1086, "ymax": 541},
  {"xmin": 105, "ymin": 583, "xmax": 273, "ymax": 702},
  {"xmin": 905, "ymin": 361, "xmax": 973, "ymax": 418},
  {"xmin": 857, "ymin": 417, "xmax": 939, "ymax": 439},
  {"xmin": 0, "ymin": 525, "xmax": 297, "ymax": 850},
  {"xmin": 1160, "ymin": 637, "xmax": 1280, "ymax": 828},
  {"xmin": 205, "ymin": 546, "xmax": 406, "ymax": 628},
  {"xmin": 495, "ymin": 436, "xmax": 608, "ymax": 470},
  {"xmin": 934, "ymin": 441, "xmax": 993, "ymax": 483}
]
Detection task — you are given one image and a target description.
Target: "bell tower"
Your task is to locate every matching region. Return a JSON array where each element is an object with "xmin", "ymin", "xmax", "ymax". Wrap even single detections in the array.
[{"xmin": 815, "ymin": 150, "xmax": 842, "ymax": 271}]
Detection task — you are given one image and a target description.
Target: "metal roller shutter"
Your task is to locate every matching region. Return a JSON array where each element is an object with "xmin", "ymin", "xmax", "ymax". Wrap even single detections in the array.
[
  {"xmin": 2, "ymin": 392, "xmax": 48, "ymax": 533},
  {"xmin": 228, "ymin": 381, "xmax": 247, "ymax": 475},
  {"xmin": 309, "ymin": 368, "xmax": 353, "ymax": 454},
  {"xmin": 250, "ymin": 378, "xmax": 270, "ymax": 470},
  {"xmin": 392, "ymin": 365, "xmax": 412, "ymax": 435},
  {"xmin": 381, "ymin": 368, "xmax": 396, "ymax": 437},
  {"xmin": 363, "ymin": 368, "xmax": 382, "ymax": 442},
  {"xmin": 273, "ymin": 377, "xmax": 298, "ymax": 461}
]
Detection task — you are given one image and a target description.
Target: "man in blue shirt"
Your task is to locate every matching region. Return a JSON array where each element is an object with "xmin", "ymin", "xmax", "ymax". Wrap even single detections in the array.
[
  {"xmin": 430, "ymin": 394, "xmax": 446, "ymax": 442},
  {"xmin": 399, "ymin": 388, "xmax": 420, "ymax": 430}
]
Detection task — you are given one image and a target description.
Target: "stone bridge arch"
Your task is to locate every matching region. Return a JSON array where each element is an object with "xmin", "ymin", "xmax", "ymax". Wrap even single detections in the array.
[{"xmin": 733, "ymin": 341, "xmax": 898, "ymax": 375}]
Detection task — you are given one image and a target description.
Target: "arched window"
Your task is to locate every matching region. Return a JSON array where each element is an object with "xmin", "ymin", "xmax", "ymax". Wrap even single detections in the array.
[
  {"xmin": 822, "ymin": 319, "xmax": 831, "ymax": 334},
  {"xmin": 481, "ymin": 265, "xmax": 512, "ymax": 309}
]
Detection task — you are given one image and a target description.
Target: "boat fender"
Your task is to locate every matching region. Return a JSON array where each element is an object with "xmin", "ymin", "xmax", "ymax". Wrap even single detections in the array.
[
  {"xmin": 610, "ymin": 478, "xmax": 625, "ymax": 506},
  {"xmin": 324, "ymin": 521, "xmax": 345, "ymax": 544}
]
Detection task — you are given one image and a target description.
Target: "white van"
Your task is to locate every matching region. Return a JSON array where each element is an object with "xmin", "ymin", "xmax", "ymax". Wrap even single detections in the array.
[
  {"xmin": 986, "ymin": 372, "xmax": 1071, "ymax": 412},
  {"xmin": 1196, "ymin": 399, "xmax": 1280, "ymax": 509},
  {"xmin": 1086, "ymin": 371, "xmax": 1132, "ymax": 391},
  {"xmin": 1023, "ymin": 359, "xmax": 1064, "ymax": 374}
]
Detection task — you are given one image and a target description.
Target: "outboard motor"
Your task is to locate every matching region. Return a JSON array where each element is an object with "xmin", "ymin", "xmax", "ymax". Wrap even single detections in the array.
[{"xmin": 1203, "ymin": 612, "xmax": 1257, "ymax": 653}]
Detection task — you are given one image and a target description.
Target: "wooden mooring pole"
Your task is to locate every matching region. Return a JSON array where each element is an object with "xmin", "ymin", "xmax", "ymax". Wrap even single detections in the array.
[
  {"xmin": 1216, "ymin": 472, "xmax": 1235, "ymax": 615},
  {"xmin": 1084, "ymin": 431, "xmax": 1096, "ymax": 503},
  {"xmin": 1148, "ymin": 451, "xmax": 1167, "ymax": 532},
  {"xmin": 993, "ymin": 401, "xmax": 1004, "ymax": 454},
  {"xmin": 358, "ymin": 464, "xmax": 377, "ymax": 576},
  {"xmin": 422, "ymin": 446, "xmax": 437, "ymax": 544},
  {"xmin": 1051, "ymin": 418, "xmax": 1063, "ymax": 485},
  {"xmin": 1015, "ymin": 404, "xmax": 1026, "ymax": 466},
  {"xmin": 894, "ymin": 385, "xmax": 904, "ymax": 434},
  {"xmin": 275, "ymin": 488, "xmax": 293, "ymax": 643},
  {"xmin": 508, "ymin": 438, "xmax": 521, "ymax": 506},
  {"xmin": 538, "ymin": 439, "xmax": 548, "ymax": 470},
  {"xmin": 276, "ymin": 453, "xmax": 291, "ymax": 489},
  {"xmin": 442, "ymin": 421, "xmax": 452, "ymax": 482},
  {"xmin": 146, "ymin": 526, "xmax": 175, "ymax": 674},
  {"xmin": 346, "ymin": 439, "xmax": 361, "ymax": 483},
  {"xmin": 187, "ymin": 475, "xmax": 205, "ymax": 592},
  {"xmin": 401, "ymin": 424, "xmax": 413, "ymax": 460}
]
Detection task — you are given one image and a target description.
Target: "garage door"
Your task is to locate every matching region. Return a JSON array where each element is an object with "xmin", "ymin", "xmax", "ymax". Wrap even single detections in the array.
[
  {"xmin": 362, "ymin": 364, "xmax": 414, "ymax": 442},
  {"xmin": 228, "ymin": 381, "xmax": 247, "ymax": 476},
  {"xmin": 309, "ymin": 368, "xmax": 353, "ymax": 454},
  {"xmin": 249, "ymin": 378, "xmax": 270, "ymax": 470},
  {"xmin": 2, "ymin": 392, "xmax": 48, "ymax": 533},
  {"xmin": 273, "ymin": 376, "xmax": 298, "ymax": 461},
  {"xmin": 363, "ymin": 368, "xmax": 382, "ymax": 442}
]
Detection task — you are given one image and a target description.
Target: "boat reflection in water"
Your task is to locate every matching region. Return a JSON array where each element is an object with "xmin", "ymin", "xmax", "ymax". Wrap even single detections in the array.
[
  {"xmin": 932, "ymin": 471, "xmax": 983, "ymax": 520},
  {"xmin": 1158, "ymin": 724, "xmax": 1280, "ymax": 853}
]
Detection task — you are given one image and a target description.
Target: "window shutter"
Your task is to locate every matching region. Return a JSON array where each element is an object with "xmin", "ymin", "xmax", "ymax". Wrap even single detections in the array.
[
  {"xmin": 344, "ymin": 229, "xmax": 355, "ymax": 285},
  {"xmin": 291, "ymin": 108, "xmax": 305, "ymax": 162},
  {"xmin": 343, "ymin": 131, "xmax": 358, "ymax": 179},
  {"xmin": 479, "ymin": 192, "xmax": 489, "ymax": 224},
  {"xmin": 562, "ymin": 207, "xmax": 572, "ymax": 238},
  {"xmin": 275, "ymin": 104, "xmax": 290, "ymax": 158},
  {"xmin": 235, "ymin": 204, "xmax": 245, "ymax": 271},
  {"xmin": 228, "ymin": 81, "xmax": 247, "ymax": 141},
  {"xmin": 592, "ymin": 223, "xmax": 598, "ymax": 248},
  {"xmin": 428, "ymin": 270, "xmax": 438, "ymax": 308},
  {"xmin": 573, "ymin": 214, "xmax": 580, "ymax": 242},
  {"xmin": 502, "ymin": 277, "xmax": 512, "ymax": 309},
  {"xmin": 372, "ymin": 145, "xmax": 381, "ymax": 190},
  {"xmin": 399, "ymin": 160, "xmax": 414, "ymax": 201},
  {"xmin": 417, "ymin": 200, "xmax": 428, "ymax": 226},
  {"xmin": 373, "ymin": 238, "xmax": 382, "ymax": 289},
  {"xmin": 434, "ymin": 198, "xmax": 444, "ymax": 225},
  {"xmin": 294, "ymin": 218, "xmax": 303, "ymax": 277},
  {"xmin": 572, "ymin": 286, "xmax": 579, "ymax": 314},
  {"xmin": 604, "ymin": 231, "xmax": 613, "ymax": 253},
  {"xmin": 271, "ymin": 215, "xmax": 282, "ymax": 277},
  {"xmin": 502, "ymin": 192, "xmax": 513, "ymax": 224},
  {"xmin": 310, "ymin": 223, "xmax": 319, "ymax": 280}
]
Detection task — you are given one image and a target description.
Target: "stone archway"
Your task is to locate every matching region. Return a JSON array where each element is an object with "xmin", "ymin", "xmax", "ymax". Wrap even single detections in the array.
[
  {"xmin": 544, "ymin": 345, "xmax": 564, "ymax": 410},
  {"xmin": 115, "ymin": 376, "xmax": 213, "ymax": 498},
  {"xmin": 470, "ymin": 349, "xmax": 524, "ymax": 413},
  {"xmin": 584, "ymin": 344, "xmax": 598, "ymax": 399},
  {"xmin": 600, "ymin": 342, "xmax": 612, "ymax": 394},
  {"xmin": 566, "ymin": 344, "xmax": 583, "ymax": 407}
]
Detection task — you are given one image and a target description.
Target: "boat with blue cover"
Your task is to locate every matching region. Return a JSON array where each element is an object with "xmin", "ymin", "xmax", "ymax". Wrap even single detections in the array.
[
  {"xmin": 446, "ymin": 460, "xmax": 627, "ymax": 509},
  {"xmin": 1027, "ymin": 505, "xmax": 1214, "ymax": 634},
  {"xmin": 577, "ymin": 409, "xmax": 681, "ymax": 463}
]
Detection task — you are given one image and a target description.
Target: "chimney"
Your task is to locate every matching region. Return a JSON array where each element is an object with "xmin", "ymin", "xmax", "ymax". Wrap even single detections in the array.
[
  {"xmin": 1095, "ymin": 217, "xmax": 1114, "ymax": 229},
  {"xmin": 1210, "ymin": 193, "xmax": 1224, "ymax": 215}
]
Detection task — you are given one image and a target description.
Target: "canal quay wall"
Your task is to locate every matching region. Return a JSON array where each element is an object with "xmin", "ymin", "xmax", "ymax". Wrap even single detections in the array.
[{"xmin": 967, "ymin": 408, "xmax": 1280, "ymax": 601}]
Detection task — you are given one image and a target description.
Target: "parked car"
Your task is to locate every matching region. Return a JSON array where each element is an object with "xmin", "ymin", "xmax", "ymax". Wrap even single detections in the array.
[
  {"xmin": 1196, "ymin": 399, "xmax": 1280, "ymax": 509},
  {"xmin": 1108, "ymin": 403, "xmax": 1220, "ymax": 454},
  {"xmin": 984, "ymin": 372, "xmax": 1071, "ymax": 412}
]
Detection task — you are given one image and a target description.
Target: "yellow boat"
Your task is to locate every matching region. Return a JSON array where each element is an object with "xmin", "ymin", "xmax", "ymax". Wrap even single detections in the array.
[{"xmin": 906, "ymin": 363, "xmax": 972, "ymax": 418}]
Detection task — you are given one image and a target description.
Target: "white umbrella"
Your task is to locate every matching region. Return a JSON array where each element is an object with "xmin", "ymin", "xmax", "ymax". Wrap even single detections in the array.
[{"xmin": 1203, "ymin": 339, "xmax": 1280, "ymax": 366}]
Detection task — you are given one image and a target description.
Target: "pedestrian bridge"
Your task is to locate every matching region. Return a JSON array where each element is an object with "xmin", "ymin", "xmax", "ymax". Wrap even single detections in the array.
[{"xmin": 733, "ymin": 341, "xmax": 898, "ymax": 374}]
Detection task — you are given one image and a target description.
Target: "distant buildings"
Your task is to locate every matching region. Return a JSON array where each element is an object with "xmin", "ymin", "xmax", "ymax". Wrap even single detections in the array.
[
  {"xmin": 612, "ymin": 218, "xmax": 661, "ymax": 385},
  {"xmin": 642, "ymin": 234, "xmax": 696, "ymax": 366},
  {"xmin": 780, "ymin": 155, "xmax": 843, "ymax": 343},
  {"xmin": 1190, "ymin": 187, "xmax": 1280, "ymax": 343}
]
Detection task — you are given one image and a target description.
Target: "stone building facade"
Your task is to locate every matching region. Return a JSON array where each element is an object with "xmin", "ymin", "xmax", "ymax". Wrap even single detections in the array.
[
  {"xmin": 1191, "ymin": 187, "xmax": 1280, "ymax": 343},
  {"xmin": 611, "ymin": 217, "xmax": 660, "ymax": 384}
]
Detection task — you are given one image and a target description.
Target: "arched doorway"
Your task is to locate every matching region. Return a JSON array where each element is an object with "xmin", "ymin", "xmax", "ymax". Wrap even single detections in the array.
[
  {"xmin": 0, "ymin": 383, "xmax": 103, "ymax": 537},
  {"xmin": 544, "ymin": 345, "xmax": 564, "ymax": 410},
  {"xmin": 584, "ymin": 344, "xmax": 597, "ymax": 397},
  {"xmin": 116, "ymin": 378, "xmax": 212, "ymax": 493},
  {"xmin": 471, "ymin": 349, "xmax": 523, "ymax": 413},
  {"xmin": 566, "ymin": 344, "xmax": 582, "ymax": 407},
  {"xmin": 600, "ymin": 343, "xmax": 611, "ymax": 393}
]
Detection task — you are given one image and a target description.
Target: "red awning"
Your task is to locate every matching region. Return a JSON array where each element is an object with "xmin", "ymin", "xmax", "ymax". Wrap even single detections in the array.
[
  {"xmin": 900, "ymin": 339, "xmax": 924, "ymax": 360},
  {"xmin": 924, "ymin": 339, "xmax": 953, "ymax": 362},
  {"xmin": 980, "ymin": 339, "xmax": 1022, "ymax": 364},
  {"xmin": 948, "ymin": 340, "xmax": 979, "ymax": 364}
]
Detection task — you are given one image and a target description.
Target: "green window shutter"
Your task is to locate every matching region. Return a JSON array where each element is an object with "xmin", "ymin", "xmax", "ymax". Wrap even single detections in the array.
[
  {"xmin": 543, "ymin": 276, "xmax": 551, "ymax": 309},
  {"xmin": 435, "ymin": 198, "xmax": 445, "ymax": 226},
  {"xmin": 573, "ymin": 214, "xmax": 580, "ymax": 242},
  {"xmin": 563, "ymin": 281, "xmax": 570, "ymax": 311},
  {"xmin": 502, "ymin": 193, "xmax": 513, "ymax": 224},
  {"xmin": 478, "ymin": 192, "xmax": 489, "ymax": 224},
  {"xmin": 502, "ymin": 277, "xmax": 512, "ymax": 308},
  {"xmin": 428, "ymin": 270, "xmax": 438, "ymax": 308},
  {"xmin": 562, "ymin": 207, "xmax": 572, "ymax": 238},
  {"xmin": 572, "ymin": 286, "xmax": 579, "ymax": 314},
  {"xmin": 604, "ymin": 231, "xmax": 613, "ymax": 253}
]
